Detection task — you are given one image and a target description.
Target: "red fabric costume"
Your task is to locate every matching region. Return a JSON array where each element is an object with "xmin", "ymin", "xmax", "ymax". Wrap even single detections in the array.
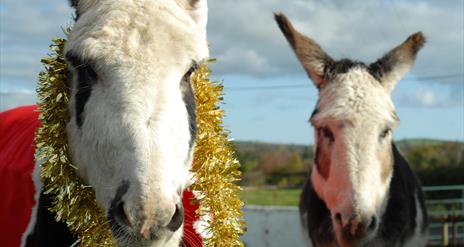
[{"xmin": 0, "ymin": 106, "xmax": 202, "ymax": 247}]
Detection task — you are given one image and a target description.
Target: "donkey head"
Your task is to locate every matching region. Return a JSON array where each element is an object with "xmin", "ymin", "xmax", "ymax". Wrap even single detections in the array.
[
  {"xmin": 64, "ymin": 0, "xmax": 208, "ymax": 246},
  {"xmin": 275, "ymin": 13, "xmax": 425, "ymax": 246}
]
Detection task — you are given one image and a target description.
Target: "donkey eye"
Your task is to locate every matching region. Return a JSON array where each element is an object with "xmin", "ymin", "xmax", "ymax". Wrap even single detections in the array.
[
  {"xmin": 65, "ymin": 53, "xmax": 98, "ymax": 81},
  {"xmin": 380, "ymin": 128, "xmax": 391, "ymax": 138},
  {"xmin": 80, "ymin": 64, "xmax": 98, "ymax": 80},
  {"xmin": 183, "ymin": 62, "xmax": 199, "ymax": 80},
  {"xmin": 322, "ymin": 126, "xmax": 335, "ymax": 142}
]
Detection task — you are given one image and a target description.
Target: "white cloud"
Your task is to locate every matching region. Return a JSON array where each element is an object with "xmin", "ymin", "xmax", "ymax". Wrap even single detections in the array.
[
  {"xmin": 214, "ymin": 48, "xmax": 273, "ymax": 76},
  {"xmin": 415, "ymin": 88, "xmax": 438, "ymax": 107},
  {"xmin": 0, "ymin": 0, "xmax": 462, "ymax": 110},
  {"xmin": 394, "ymin": 83, "xmax": 464, "ymax": 108},
  {"xmin": 0, "ymin": 91, "xmax": 36, "ymax": 111},
  {"xmin": 208, "ymin": 0, "xmax": 463, "ymax": 78}
]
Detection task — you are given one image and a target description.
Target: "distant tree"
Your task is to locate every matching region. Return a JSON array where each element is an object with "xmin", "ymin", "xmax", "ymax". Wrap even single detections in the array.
[
  {"xmin": 302, "ymin": 147, "xmax": 314, "ymax": 160},
  {"xmin": 288, "ymin": 151, "xmax": 304, "ymax": 173},
  {"xmin": 235, "ymin": 140, "xmax": 464, "ymax": 186},
  {"xmin": 258, "ymin": 149, "xmax": 292, "ymax": 176}
]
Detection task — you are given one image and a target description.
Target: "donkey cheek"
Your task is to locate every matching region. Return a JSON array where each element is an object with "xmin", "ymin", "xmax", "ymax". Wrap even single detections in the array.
[{"xmin": 380, "ymin": 147, "xmax": 394, "ymax": 183}]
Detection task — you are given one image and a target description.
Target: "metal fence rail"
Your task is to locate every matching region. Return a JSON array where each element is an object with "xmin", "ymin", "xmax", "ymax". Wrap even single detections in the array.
[
  {"xmin": 424, "ymin": 185, "xmax": 464, "ymax": 246},
  {"xmin": 240, "ymin": 185, "xmax": 464, "ymax": 246}
]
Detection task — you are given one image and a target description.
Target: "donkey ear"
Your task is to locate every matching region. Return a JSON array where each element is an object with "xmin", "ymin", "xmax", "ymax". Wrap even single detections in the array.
[
  {"xmin": 176, "ymin": 0, "xmax": 208, "ymax": 33},
  {"xmin": 274, "ymin": 13, "xmax": 333, "ymax": 87},
  {"xmin": 369, "ymin": 32, "xmax": 426, "ymax": 92}
]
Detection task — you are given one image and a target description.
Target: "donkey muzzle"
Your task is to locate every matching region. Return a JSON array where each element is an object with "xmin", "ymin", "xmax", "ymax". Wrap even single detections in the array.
[
  {"xmin": 335, "ymin": 213, "xmax": 377, "ymax": 245},
  {"xmin": 107, "ymin": 182, "xmax": 184, "ymax": 241}
]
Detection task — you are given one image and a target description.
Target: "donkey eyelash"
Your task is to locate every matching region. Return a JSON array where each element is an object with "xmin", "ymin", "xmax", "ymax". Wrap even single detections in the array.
[
  {"xmin": 65, "ymin": 52, "xmax": 97, "ymax": 72},
  {"xmin": 380, "ymin": 128, "xmax": 392, "ymax": 138},
  {"xmin": 66, "ymin": 53, "xmax": 100, "ymax": 82}
]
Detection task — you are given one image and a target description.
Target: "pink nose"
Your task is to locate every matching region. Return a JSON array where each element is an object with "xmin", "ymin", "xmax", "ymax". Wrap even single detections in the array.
[
  {"xmin": 334, "ymin": 213, "xmax": 377, "ymax": 241},
  {"xmin": 139, "ymin": 204, "xmax": 184, "ymax": 239},
  {"xmin": 107, "ymin": 182, "xmax": 184, "ymax": 241}
]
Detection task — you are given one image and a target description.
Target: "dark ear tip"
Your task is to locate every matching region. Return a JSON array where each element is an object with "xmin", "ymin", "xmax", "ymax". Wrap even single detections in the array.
[
  {"xmin": 274, "ymin": 12, "xmax": 285, "ymax": 21},
  {"xmin": 274, "ymin": 12, "xmax": 289, "ymax": 29},
  {"xmin": 274, "ymin": 12, "xmax": 294, "ymax": 40},
  {"xmin": 407, "ymin": 32, "xmax": 426, "ymax": 49}
]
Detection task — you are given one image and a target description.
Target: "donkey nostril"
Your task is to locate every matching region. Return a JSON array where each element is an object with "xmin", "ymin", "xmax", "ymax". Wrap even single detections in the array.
[
  {"xmin": 334, "ymin": 213, "xmax": 342, "ymax": 224},
  {"xmin": 108, "ymin": 181, "xmax": 132, "ymax": 236},
  {"xmin": 115, "ymin": 201, "xmax": 132, "ymax": 227},
  {"xmin": 368, "ymin": 216, "xmax": 377, "ymax": 231},
  {"xmin": 166, "ymin": 204, "xmax": 184, "ymax": 232}
]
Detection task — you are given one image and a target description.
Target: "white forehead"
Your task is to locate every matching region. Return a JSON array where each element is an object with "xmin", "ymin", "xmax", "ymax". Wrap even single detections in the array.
[
  {"xmin": 314, "ymin": 67, "xmax": 397, "ymax": 125},
  {"xmin": 65, "ymin": 0, "xmax": 209, "ymax": 66}
]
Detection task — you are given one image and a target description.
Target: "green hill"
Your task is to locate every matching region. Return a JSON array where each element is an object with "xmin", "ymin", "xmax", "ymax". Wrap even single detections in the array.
[{"xmin": 233, "ymin": 139, "xmax": 464, "ymax": 186}]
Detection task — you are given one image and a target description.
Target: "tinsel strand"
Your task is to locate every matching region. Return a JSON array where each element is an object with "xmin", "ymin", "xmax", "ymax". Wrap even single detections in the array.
[
  {"xmin": 35, "ymin": 37, "xmax": 115, "ymax": 246},
  {"xmin": 191, "ymin": 64, "xmax": 246, "ymax": 247}
]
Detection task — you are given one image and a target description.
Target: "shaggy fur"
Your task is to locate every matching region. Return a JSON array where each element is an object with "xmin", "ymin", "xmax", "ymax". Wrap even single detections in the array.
[{"xmin": 275, "ymin": 13, "xmax": 428, "ymax": 247}]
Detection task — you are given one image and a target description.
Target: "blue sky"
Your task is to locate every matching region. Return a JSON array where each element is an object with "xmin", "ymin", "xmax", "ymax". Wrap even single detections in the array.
[{"xmin": 1, "ymin": 0, "xmax": 463, "ymax": 144}]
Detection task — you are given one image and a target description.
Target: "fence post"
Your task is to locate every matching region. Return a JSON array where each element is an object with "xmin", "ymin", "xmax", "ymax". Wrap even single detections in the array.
[
  {"xmin": 442, "ymin": 220, "xmax": 449, "ymax": 247},
  {"xmin": 462, "ymin": 189, "xmax": 464, "ymax": 217}
]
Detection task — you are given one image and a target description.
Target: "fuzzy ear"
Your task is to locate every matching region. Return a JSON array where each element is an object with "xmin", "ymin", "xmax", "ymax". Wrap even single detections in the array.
[
  {"xmin": 176, "ymin": 0, "xmax": 208, "ymax": 33},
  {"xmin": 274, "ymin": 13, "xmax": 333, "ymax": 87},
  {"xmin": 369, "ymin": 32, "xmax": 426, "ymax": 92}
]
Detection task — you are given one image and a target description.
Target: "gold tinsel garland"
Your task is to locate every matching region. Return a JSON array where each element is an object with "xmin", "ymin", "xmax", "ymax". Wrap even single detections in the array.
[
  {"xmin": 36, "ymin": 37, "xmax": 115, "ymax": 246},
  {"xmin": 35, "ymin": 37, "xmax": 245, "ymax": 246},
  {"xmin": 191, "ymin": 64, "xmax": 245, "ymax": 246}
]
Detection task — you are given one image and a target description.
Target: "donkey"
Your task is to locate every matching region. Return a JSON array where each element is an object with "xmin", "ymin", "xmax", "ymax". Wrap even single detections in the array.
[
  {"xmin": 274, "ymin": 13, "xmax": 428, "ymax": 247},
  {"xmin": 1, "ymin": 0, "xmax": 209, "ymax": 246}
]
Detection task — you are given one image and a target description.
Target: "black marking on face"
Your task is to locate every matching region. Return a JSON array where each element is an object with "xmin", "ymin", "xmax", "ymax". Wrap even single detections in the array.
[
  {"xmin": 65, "ymin": 69, "xmax": 72, "ymax": 88},
  {"xmin": 69, "ymin": 0, "xmax": 80, "ymax": 19},
  {"xmin": 324, "ymin": 59, "xmax": 367, "ymax": 81},
  {"xmin": 368, "ymin": 56, "xmax": 393, "ymax": 82},
  {"xmin": 181, "ymin": 62, "xmax": 198, "ymax": 149},
  {"xmin": 66, "ymin": 53, "xmax": 98, "ymax": 127}
]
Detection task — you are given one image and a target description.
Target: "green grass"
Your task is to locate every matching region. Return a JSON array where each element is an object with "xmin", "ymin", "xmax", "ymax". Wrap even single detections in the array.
[{"xmin": 239, "ymin": 188, "xmax": 301, "ymax": 206}]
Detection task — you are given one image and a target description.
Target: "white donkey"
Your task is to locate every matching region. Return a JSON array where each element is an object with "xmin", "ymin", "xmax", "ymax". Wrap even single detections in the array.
[
  {"xmin": 275, "ymin": 13, "xmax": 428, "ymax": 247},
  {"xmin": 2, "ymin": 0, "xmax": 209, "ymax": 246}
]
